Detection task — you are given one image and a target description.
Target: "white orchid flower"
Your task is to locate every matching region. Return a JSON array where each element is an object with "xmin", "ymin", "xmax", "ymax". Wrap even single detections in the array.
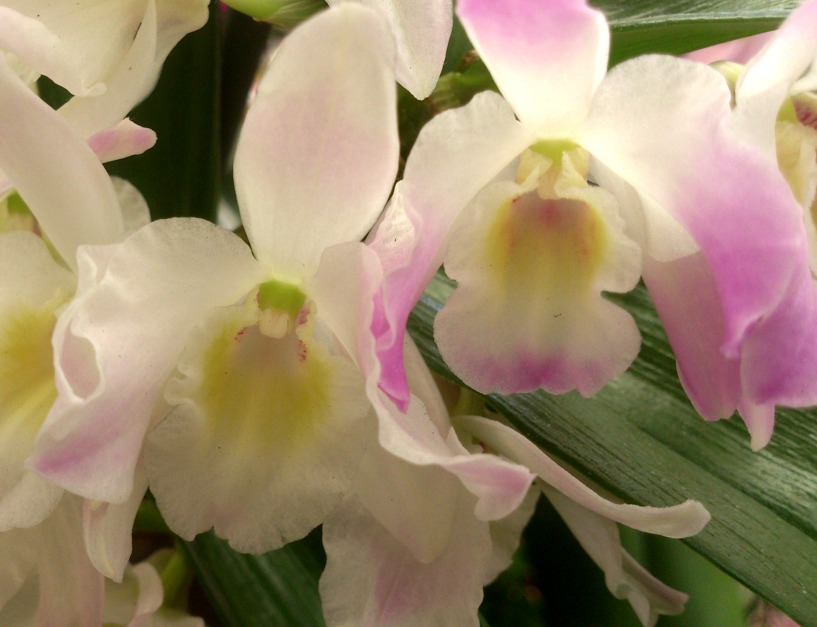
[{"xmin": 30, "ymin": 3, "xmax": 535, "ymax": 559}]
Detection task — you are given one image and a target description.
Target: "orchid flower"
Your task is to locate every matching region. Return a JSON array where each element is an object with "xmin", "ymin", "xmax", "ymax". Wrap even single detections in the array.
[
  {"xmin": 0, "ymin": 44, "xmax": 155, "ymax": 545},
  {"xmin": 30, "ymin": 4, "xmax": 535, "ymax": 563},
  {"xmin": 368, "ymin": 0, "xmax": 817, "ymax": 450},
  {"xmin": 0, "ymin": 0, "xmax": 209, "ymax": 197},
  {"xmin": 26, "ymin": 4, "xmax": 402, "ymax": 554}
]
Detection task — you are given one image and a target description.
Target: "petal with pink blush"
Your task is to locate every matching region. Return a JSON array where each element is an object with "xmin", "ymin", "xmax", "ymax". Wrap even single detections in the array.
[
  {"xmin": 684, "ymin": 32, "xmax": 773, "ymax": 66},
  {"xmin": 457, "ymin": 0, "xmax": 608, "ymax": 137},
  {"xmin": 86, "ymin": 120, "xmax": 157, "ymax": 164},
  {"xmin": 57, "ymin": 0, "xmax": 210, "ymax": 140},
  {"xmin": 353, "ymin": 442, "xmax": 460, "ymax": 564},
  {"xmin": 234, "ymin": 3, "xmax": 398, "ymax": 281},
  {"xmin": 320, "ymin": 492, "xmax": 491, "ymax": 627},
  {"xmin": 436, "ymin": 172, "xmax": 641, "ymax": 396}
]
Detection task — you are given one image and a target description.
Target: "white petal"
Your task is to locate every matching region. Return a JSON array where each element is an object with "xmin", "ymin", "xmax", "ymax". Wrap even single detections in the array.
[
  {"xmin": 146, "ymin": 304, "xmax": 373, "ymax": 553},
  {"xmin": 58, "ymin": 0, "xmax": 209, "ymax": 139},
  {"xmin": 111, "ymin": 177, "xmax": 152, "ymax": 234},
  {"xmin": 14, "ymin": 495, "xmax": 105, "ymax": 627},
  {"xmin": 102, "ymin": 560, "xmax": 163, "ymax": 626},
  {"xmin": 483, "ymin": 489, "xmax": 537, "ymax": 584},
  {"xmin": 458, "ymin": 416, "xmax": 710, "ymax": 538},
  {"xmin": 320, "ymin": 493, "xmax": 490, "ymax": 627},
  {"xmin": 29, "ymin": 219, "xmax": 267, "ymax": 504},
  {"xmin": 84, "ymin": 464, "xmax": 148, "ymax": 581},
  {"xmin": 0, "ymin": 56, "xmax": 124, "ymax": 268},
  {"xmin": 353, "ymin": 442, "xmax": 460, "ymax": 564},
  {"xmin": 328, "ymin": 0, "xmax": 452, "ymax": 99},
  {"xmin": 457, "ymin": 0, "xmax": 608, "ymax": 136},
  {"xmin": 234, "ymin": 3, "xmax": 398, "ymax": 280}
]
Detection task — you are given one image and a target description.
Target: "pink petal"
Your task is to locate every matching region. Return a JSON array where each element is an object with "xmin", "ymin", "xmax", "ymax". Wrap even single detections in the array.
[{"xmin": 457, "ymin": 0, "xmax": 608, "ymax": 136}]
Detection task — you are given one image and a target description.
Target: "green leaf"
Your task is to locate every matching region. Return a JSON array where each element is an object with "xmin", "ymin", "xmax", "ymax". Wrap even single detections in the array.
[
  {"xmin": 409, "ymin": 275, "xmax": 817, "ymax": 627},
  {"xmin": 182, "ymin": 529, "xmax": 326, "ymax": 627},
  {"xmin": 598, "ymin": 0, "xmax": 801, "ymax": 65},
  {"xmin": 106, "ymin": 2, "xmax": 221, "ymax": 222}
]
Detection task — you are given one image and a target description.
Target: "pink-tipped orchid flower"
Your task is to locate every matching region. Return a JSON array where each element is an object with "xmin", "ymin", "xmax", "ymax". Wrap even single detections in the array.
[{"xmin": 368, "ymin": 0, "xmax": 817, "ymax": 450}]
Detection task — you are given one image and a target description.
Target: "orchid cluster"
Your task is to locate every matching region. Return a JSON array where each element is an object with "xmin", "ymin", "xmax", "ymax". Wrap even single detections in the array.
[{"xmin": 0, "ymin": 0, "xmax": 815, "ymax": 625}]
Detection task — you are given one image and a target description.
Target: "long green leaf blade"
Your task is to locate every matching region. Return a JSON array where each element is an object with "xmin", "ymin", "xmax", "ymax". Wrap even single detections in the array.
[
  {"xmin": 409, "ymin": 275, "xmax": 817, "ymax": 626},
  {"xmin": 182, "ymin": 531, "xmax": 326, "ymax": 626}
]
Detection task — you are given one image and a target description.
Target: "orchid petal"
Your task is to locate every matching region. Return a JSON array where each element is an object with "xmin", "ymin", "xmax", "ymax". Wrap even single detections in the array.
[
  {"xmin": 29, "ymin": 219, "xmax": 267, "ymax": 503},
  {"xmin": 58, "ymin": 0, "xmax": 209, "ymax": 140},
  {"xmin": 0, "ymin": 518, "xmax": 36, "ymax": 610},
  {"xmin": 369, "ymin": 398, "xmax": 533, "ymax": 521},
  {"xmin": 87, "ymin": 120, "xmax": 157, "ymax": 164},
  {"xmin": 435, "ymin": 167, "xmax": 641, "ymax": 396},
  {"xmin": 370, "ymin": 92, "xmax": 533, "ymax": 408},
  {"xmin": 111, "ymin": 177, "xmax": 152, "ymax": 235},
  {"xmin": 367, "ymin": 344, "xmax": 535, "ymax": 522},
  {"xmin": 306, "ymin": 241, "xmax": 383, "ymax": 370},
  {"xmin": 0, "ymin": 8, "xmax": 98, "ymax": 96},
  {"xmin": 483, "ymin": 489, "xmax": 537, "ymax": 584},
  {"xmin": 354, "ymin": 443, "xmax": 460, "ymax": 564},
  {"xmin": 102, "ymin": 561, "xmax": 163, "ymax": 626},
  {"xmin": 327, "ymin": 0, "xmax": 452, "ymax": 99},
  {"xmin": 35, "ymin": 496, "xmax": 105, "ymax": 626},
  {"xmin": 735, "ymin": 0, "xmax": 817, "ymax": 155},
  {"xmin": 0, "ymin": 55, "xmax": 124, "ymax": 269},
  {"xmin": 643, "ymin": 253, "xmax": 742, "ymax": 422},
  {"xmin": 320, "ymin": 493, "xmax": 490, "ymax": 627},
  {"xmin": 145, "ymin": 304, "xmax": 373, "ymax": 553},
  {"xmin": 457, "ymin": 0, "xmax": 608, "ymax": 137},
  {"xmin": 546, "ymin": 488, "xmax": 689, "ymax": 626},
  {"xmin": 234, "ymin": 3, "xmax": 398, "ymax": 281},
  {"xmin": 582, "ymin": 55, "xmax": 817, "ymax": 415},
  {"xmin": 684, "ymin": 32, "xmax": 773, "ymax": 66},
  {"xmin": 0, "ymin": 233, "xmax": 73, "ymax": 531},
  {"xmin": 459, "ymin": 416, "xmax": 711, "ymax": 538},
  {"xmin": 83, "ymin": 464, "xmax": 148, "ymax": 581}
]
